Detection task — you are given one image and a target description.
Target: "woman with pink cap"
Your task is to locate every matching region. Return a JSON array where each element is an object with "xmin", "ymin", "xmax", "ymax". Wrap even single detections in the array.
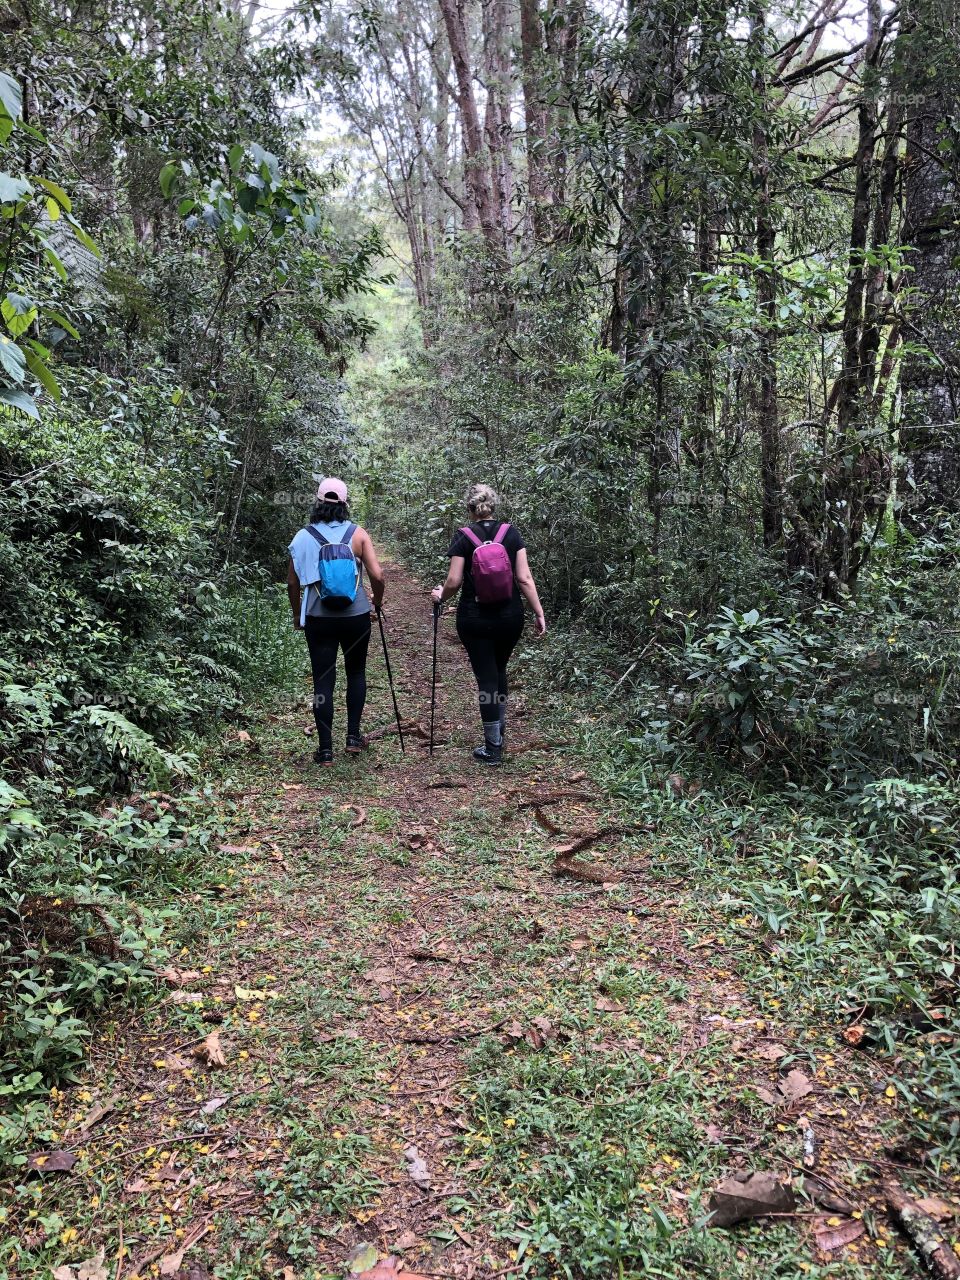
[{"xmin": 287, "ymin": 478, "xmax": 385, "ymax": 765}]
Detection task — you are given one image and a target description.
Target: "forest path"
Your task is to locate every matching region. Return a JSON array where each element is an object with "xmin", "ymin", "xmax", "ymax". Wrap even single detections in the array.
[{"xmin": 13, "ymin": 564, "xmax": 928, "ymax": 1280}]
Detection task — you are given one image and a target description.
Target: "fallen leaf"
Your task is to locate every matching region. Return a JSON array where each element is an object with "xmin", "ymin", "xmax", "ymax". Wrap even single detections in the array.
[
  {"xmin": 779, "ymin": 1068, "xmax": 813, "ymax": 1101},
  {"xmin": 27, "ymin": 1149, "xmax": 77, "ymax": 1173},
  {"xmin": 76, "ymin": 1096, "xmax": 117, "ymax": 1135},
  {"xmin": 756, "ymin": 1042, "xmax": 789, "ymax": 1061},
  {"xmin": 354, "ymin": 1261, "xmax": 431, "ymax": 1280},
  {"xmin": 363, "ymin": 966, "xmax": 394, "ymax": 986},
  {"xmin": 158, "ymin": 1224, "xmax": 211, "ymax": 1277},
  {"xmin": 158, "ymin": 967, "xmax": 202, "ymax": 987},
  {"xmin": 52, "ymin": 1268, "xmax": 74, "ymax": 1280},
  {"xmin": 341, "ymin": 803, "xmax": 367, "ymax": 827},
  {"xmin": 702, "ymin": 1123, "xmax": 725, "ymax": 1145},
  {"xmin": 77, "ymin": 1250, "xmax": 108, "ymax": 1280},
  {"xmin": 708, "ymin": 1170, "xmax": 795, "ymax": 1227},
  {"xmin": 814, "ymin": 1218, "xmax": 865, "ymax": 1252},
  {"xmin": 347, "ymin": 1242, "xmax": 380, "ymax": 1274},
  {"xmin": 403, "ymin": 1144, "xmax": 432, "ymax": 1190},
  {"xmin": 192, "ymin": 1029, "xmax": 226, "ymax": 1068},
  {"xmin": 525, "ymin": 1015, "xmax": 558, "ymax": 1048},
  {"xmin": 754, "ymin": 1085, "xmax": 782, "ymax": 1106},
  {"xmin": 217, "ymin": 843, "xmax": 257, "ymax": 855},
  {"xmin": 916, "ymin": 1195, "xmax": 960, "ymax": 1220},
  {"xmin": 569, "ymin": 935, "xmax": 590, "ymax": 951},
  {"xmin": 170, "ymin": 991, "xmax": 204, "ymax": 1005},
  {"xmin": 595, "ymin": 996, "xmax": 624, "ymax": 1013},
  {"xmin": 201, "ymin": 1095, "xmax": 228, "ymax": 1115},
  {"xmin": 234, "ymin": 985, "xmax": 277, "ymax": 1001},
  {"xmin": 236, "ymin": 730, "xmax": 253, "ymax": 744},
  {"xmin": 841, "ymin": 1023, "xmax": 867, "ymax": 1047},
  {"xmin": 280, "ymin": 782, "xmax": 302, "ymax": 791},
  {"xmin": 394, "ymin": 1229, "xmax": 419, "ymax": 1250}
]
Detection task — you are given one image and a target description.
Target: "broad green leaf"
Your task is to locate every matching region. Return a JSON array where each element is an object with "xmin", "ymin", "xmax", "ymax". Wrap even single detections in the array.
[
  {"xmin": 65, "ymin": 215, "xmax": 100, "ymax": 257},
  {"xmin": 42, "ymin": 244, "xmax": 68, "ymax": 281},
  {"xmin": 0, "ymin": 73, "xmax": 22, "ymax": 123},
  {"xmin": 24, "ymin": 346, "xmax": 60, "ymax": 401},
  {"xmin": 159, "ymin": 162, "xmax": 178, "ymax": 197},
  {"xmin": 0, "ymin": 116, "xmax": 12, "ymax": 147},
  {"xmin": 35, "ymin": 176, "xmax": 72, "ymax": 212},
  {"xmin": 2, "ymin": 293, "xmax": 37, "ymax": 338},
  {"xmin": 0, "ymin": 335, "xmax": 26, "ymax": 382},
  {"xmin": 171, "ymin": 388, "xmax": 184, "ymax": 406},
  {"xmin": 43, "ymin": 309, "xmax": 80, "ymax": 340},
  {"xmin": 0, "ymin": 172, "xmax": 31, "ymax": 203},
  {"xmin": 45, "ymin": 195, "xmax": 61, "ymax": 221},
  {"xmin": 228, "ymin": 143, "xmax": 245, "ymax": 172},
  {"xmin": 0, "ymin": 387, "xmax": 37, "ymax": 417}
]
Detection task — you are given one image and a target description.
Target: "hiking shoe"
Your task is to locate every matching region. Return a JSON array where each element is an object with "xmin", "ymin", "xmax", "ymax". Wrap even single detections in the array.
[
  {"xmin": 313, "ymin": 747, "xmax": 334, "ymax": 766},
  {"xmin": 473, "ymin": 743, "xmax": 503, "ymax": 765},
  {"xmin": 345, "ymin": 734, "xmax": 366, "ymax": 755}
]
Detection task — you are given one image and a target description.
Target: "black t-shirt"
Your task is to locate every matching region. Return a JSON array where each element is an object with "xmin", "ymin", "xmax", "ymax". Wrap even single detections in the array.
[{"xmin": 447, "ymin": 520, "xmax": 525, "ymax": 614}]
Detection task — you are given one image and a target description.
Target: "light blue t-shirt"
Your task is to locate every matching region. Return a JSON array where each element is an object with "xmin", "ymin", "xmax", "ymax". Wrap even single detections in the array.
[{"xmin": 288, "ymin": 521, "xmax": 369, "ymax": 623}]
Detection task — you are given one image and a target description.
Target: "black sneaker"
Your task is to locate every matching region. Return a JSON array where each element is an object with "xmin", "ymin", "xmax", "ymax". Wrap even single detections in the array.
[
  {"xmin": 345, "ymin": 734, "xmax": 366, "ymax": 755},
  {"xmin": 473, "ymin": 743, "xmax": 503, "ymax": 765},
  {"xmin": 313, "ymin": 747, "xmax": 334, "ymax": 766}
]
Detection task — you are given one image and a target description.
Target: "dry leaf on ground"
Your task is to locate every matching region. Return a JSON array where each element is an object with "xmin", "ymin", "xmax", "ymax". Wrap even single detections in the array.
[
  {"xmin": 708, "ymin": 1170, "xmax": 795, "ymax": 1227},
  {"xmin": 26, "ymin": 1150, "xmax": 77, "ymax": 1173},
  {"xmin": 354, "ymin": 1260, "xmax": 431, "ymax": 1280},
  {"xmin": 158, "ymin": 967, "xmax": 202, "ymax": 987},
  {"xmin": 403, "ymin": 1144, "xmax": 432, "ymax": 1190},
  {"xmin": 52, "ymin": 1250, "xmax": 108, "ymax": 1280},
  {"xmin": 755, "ymin": 1042, "xmax": 789, "ymax": 1061},
  {"xmin": 916, "ymin": 1196, "xmax": 960, "ymax": 1221},
  {"xmin": 158, "ymin": 1224, "xmax": 211, "ymax": 1276},
  {"xmin": 192, "ymin": 1029, "xmax": 226, "ymax": 1068},
  {"xmin": 815, "ymin": 1219, "xmax": 865, "ymax": 1253},
  {"xmin": 779, "ymin": 1068, "xmax": 813, "ymax": 1101},
  {"xmin": 76, "ymin": 1095, "xmax": 117, "ymax": 1134}
]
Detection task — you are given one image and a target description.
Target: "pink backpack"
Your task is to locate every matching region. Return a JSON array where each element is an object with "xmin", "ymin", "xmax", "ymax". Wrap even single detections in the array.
[{"xmin": 461, "ymin": 523, "xmax": 514, "ymax": 603}]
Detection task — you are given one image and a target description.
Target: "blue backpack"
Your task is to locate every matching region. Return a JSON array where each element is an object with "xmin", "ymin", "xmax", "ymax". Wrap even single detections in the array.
[{"xmin": 304, "ymin": 523, "xmax": 359, "ymax": 610}]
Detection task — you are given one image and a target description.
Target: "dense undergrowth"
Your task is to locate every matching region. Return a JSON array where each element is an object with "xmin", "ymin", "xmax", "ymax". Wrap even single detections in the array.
[{"xmin": 1, "ymin": 0, "xmax": 381, "ymax": 1159}]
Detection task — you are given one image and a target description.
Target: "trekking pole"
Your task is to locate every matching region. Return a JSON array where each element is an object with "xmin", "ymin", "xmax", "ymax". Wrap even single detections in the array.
[
  {"xmin": 430, "ymin": 600, "xmax": 440, "ymax": 757},
  {"xmin": 376, "ymin": 608, "xmax": 405, "ymax": 754}
]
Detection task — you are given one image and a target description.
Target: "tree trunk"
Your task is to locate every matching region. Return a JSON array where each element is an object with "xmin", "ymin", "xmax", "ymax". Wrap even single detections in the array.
[
  {"xmin": 751, "ymin": 1, "xmax": 783, "ymax": 549},
  {"xmin": 900, "ymin": 0, "xmax": 960, "ymax": 511},
  {"xmin": 518, "ymin": 0, "xmax": 550, "ymax": 241},
  {"xmin": 437, "ymin": 0, "xmax": 501, "ymax": 248}
]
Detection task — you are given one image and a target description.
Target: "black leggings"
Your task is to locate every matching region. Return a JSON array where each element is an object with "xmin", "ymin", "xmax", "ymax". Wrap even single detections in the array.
[
  {"xmin": 304, "ymin": 613, "xmax": 372, "ymax": 748},
  {"xmin": 457, "ymin": 610, "xmax": 524, "ymax": 724}
]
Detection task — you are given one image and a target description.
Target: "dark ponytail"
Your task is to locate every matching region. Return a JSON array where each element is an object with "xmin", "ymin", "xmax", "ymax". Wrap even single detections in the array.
[{"xmin": 310, "ymin": 499, "xmax": 350, "ymax": 523}]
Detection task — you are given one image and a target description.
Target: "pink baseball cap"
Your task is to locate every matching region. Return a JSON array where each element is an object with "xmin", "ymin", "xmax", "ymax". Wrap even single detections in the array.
[{"xmin": 316, "ymin": 476, "xmax": 349, "ymax": 503}]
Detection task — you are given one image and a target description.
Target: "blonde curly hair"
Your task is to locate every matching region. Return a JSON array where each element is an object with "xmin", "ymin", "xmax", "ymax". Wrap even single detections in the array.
[{"xmin": 465, "ymin": 483, "xmax": 499, "ymax": 520}]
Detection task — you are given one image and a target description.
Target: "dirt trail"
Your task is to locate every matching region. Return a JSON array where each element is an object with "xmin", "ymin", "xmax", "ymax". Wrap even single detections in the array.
[{"xmin": 8, "ymin": 563, "xmax": 953, "ymax": 1280}]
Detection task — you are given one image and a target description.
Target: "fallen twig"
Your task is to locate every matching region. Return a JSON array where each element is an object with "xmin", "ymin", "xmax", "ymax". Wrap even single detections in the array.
[
  {"xmin": 553, "ymin": 824, "xmax": 651, "ymax": 857},
  {"xmin": 398, "ymin": 1016, "xmax": 509, "ymax": 1045},
  {"xmin": 884, "ymin": 1180, "xmax": 960, "ymax": 1278}
]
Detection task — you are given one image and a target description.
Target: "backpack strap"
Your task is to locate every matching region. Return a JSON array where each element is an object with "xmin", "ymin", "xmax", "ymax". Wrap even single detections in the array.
[
  {"xmin": 460, "ymin": 526, "xmax": 483, "ymax": 548},
  {"xmin": 492, "ymin": 523, "xmax": 510, "ymax": 544},
  {"xmin": 304, "ymin": 525, "xmax": 330, "ymax": 547},
  {"xmin": 339, "ymin": 522, "xmax": 357, "ymax": 546}
]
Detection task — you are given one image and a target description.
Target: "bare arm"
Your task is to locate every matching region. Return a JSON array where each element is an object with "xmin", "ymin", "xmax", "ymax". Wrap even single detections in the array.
[
  {"xmin": 287, "ymin": 558, "xmax": 303, "ymax": 629},
  {"xmin": 431, "ymin": 556, "xmax": 465, "ymax": 605},
  {"xmin": 515, "ymin": 548, "xmax": 546, "ymax": 635},
  {"xmin": 355, "ymin": 527, "xmax": 385, "ymax": 610}
]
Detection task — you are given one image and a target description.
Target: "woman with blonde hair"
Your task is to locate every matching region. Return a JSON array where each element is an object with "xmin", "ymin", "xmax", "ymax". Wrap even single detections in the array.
[{"xmin": 432, "ymin": 483, "xmax": 546, "ymax": 764}]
